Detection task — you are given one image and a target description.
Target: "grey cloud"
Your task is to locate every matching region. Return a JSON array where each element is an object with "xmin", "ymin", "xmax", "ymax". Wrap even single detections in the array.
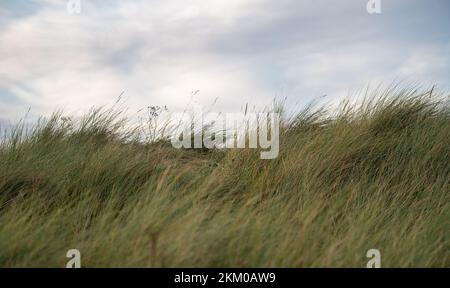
[{"xmin": 0, "ymin": 0, "xmax": 449, "ymax": 119}]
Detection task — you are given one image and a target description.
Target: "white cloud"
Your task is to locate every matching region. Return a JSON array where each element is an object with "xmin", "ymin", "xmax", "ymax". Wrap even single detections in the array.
[
  {"xmin": 0, "ymin": 0, "xmax": 449, "ymax": 120},
  {"xmin": 397, "ymin": 45, "xmax": 449, "ymax": 80},
  {"xmin": 0, "ymin": 0, "xmax": 277, "ymax": 117}
]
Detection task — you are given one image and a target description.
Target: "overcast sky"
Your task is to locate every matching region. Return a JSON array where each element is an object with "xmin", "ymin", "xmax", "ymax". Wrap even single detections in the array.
[{"xmin": 0, "ymin": 0, "xmax": 449, "ymax": 122}]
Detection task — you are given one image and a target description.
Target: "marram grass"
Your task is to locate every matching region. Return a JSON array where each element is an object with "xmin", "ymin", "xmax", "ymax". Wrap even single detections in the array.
[{"xmin": 0, "ymin": 87, "xmax": 449, "ymax": 267}]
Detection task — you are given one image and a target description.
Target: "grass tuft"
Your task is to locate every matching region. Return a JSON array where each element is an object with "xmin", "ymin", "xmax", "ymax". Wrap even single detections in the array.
[{"xmin": 0, "ymin": 87, "xmax": 449, "ymax": 267}]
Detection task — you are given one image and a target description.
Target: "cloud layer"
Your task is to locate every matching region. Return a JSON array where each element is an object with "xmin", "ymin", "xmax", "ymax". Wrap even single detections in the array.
[{"xmin": 0, "ymin": 0, "xmax": 449, "ymax": 121}]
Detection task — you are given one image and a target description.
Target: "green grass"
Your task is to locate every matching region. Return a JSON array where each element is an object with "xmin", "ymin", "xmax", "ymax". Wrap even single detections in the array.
[{"xmin": 0, "ymin": 87, "xmax": 449, "ymax": 267}]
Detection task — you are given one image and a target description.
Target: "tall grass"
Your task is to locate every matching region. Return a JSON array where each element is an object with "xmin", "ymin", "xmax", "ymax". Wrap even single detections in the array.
[{"xmin": 0, "ymin": 87, "xmax": 448, "ymax": 267}]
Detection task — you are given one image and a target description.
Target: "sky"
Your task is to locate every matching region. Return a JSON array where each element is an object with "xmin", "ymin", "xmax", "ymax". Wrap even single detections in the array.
[{"xmin": 0, "ymin": 0, "xmax": 449, "ymax": 123}]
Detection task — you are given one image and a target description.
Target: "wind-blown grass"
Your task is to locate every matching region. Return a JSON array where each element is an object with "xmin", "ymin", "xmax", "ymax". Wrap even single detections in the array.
[{"xmin": 0, "ymin": 87, "xmax": 448, "ymax": 267}]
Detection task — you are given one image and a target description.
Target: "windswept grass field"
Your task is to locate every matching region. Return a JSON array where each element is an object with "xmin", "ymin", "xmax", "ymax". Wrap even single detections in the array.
[{"xmin": 0, "ymin": 87, "xmax": 449, "ymax": 267}]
